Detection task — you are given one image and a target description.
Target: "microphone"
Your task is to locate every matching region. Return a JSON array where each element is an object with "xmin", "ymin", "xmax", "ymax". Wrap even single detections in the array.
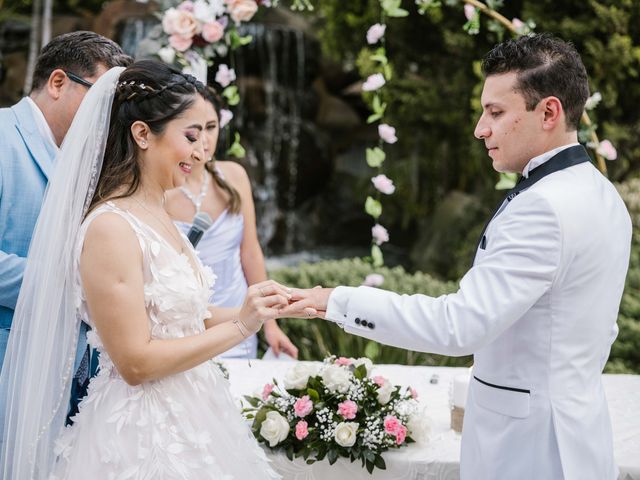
[{"xmin": 187, "ymin": 212, "xmax": 213, "ymax": 247}]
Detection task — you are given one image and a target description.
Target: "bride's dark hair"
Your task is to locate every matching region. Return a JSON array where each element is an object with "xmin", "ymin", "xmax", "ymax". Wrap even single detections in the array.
[{"xmin": 88, "ymin": 60, "xmax": 204, "ymax": 212}]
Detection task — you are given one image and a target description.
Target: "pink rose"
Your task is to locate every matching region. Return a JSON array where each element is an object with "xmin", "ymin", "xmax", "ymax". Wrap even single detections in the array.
[
  {"xmin": 384, "ymin": 415, "xmax": 401, "ymax": 435},
  {"xmin": 366, "ymin": 23, "xmax": 386, "ymax": 45},
  {"xmin": 202, "ymin": 21, "xmax": 225, "ymax": 43},
  {"xmin": 337, "ymin": 400, "xmax": 358, "ymax": 420},
  {"xmin": 464, "ymin": 4, "xmax": 476, "ymax": 21},
  {"xmin": 163, "ymin": 8, "xmax": 199, "ymax": 38},
  {"xmin": 215, "ymin": 64, "xmax": 236, "ymax": 87},
  {"xmin": 293, "ymin": 395, "xmax": 313, "ymax": 418},
  {"xmin": 395, "ymin": 424, "xmax": 407, "ymax": 445},
  {"xmin": 262, "ymin": 383, "xmax": 273, "ymax": 401},
  {"xmin": 597, "ymin": 139, "xmax": 617, "ymax": 161},
  {"xmin": 295, "ymin": 420, "xmax": 309, "ymax": 440},
  {"xmin": 219, "ymin": 109, "xmax": 234, "ymax": 128},
  {"xmin": 362, "ymin": 73, "xmax": 385, "ymax": 92},
  {"xmin": 371, "ymin": 174, "xmax": 395, "ymax": 195},
  {"xmin": 363, "ymin": 273, "xmax": 384, "ymax": 287},
  {"xmin": 409, "ymin": 386, "xmax": 418, "ymax": 399},
  {"xmin": 511, "ymin": 17, "xmax": 524, "ymax": 31},
  {"xmin": 335, "ymin": 357, "xmax": 352, "ymax": 366},
  {"xmin": 373, "ymin": 375, "xmax": 387, "ymax": 387},
  {"xmin": 225, "ymin": 0, "xmax": 258, "ymax": 23},
  {"xmin": 378, "ymin": 124, "xmax": 398, "ymax": 144},
  {"xmin": 169, "ymin": 34, "xmax": 193, "ymax": 52},
  {"xmin": 371, "ymin": 224, "xmax": 389, "ymax": 246}
]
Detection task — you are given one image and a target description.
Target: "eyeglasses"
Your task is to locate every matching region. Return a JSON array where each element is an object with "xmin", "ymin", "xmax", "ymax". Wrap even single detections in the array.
[{"xmin": 64, "ymin": 71, "xmax": 94, "ymax": 89}]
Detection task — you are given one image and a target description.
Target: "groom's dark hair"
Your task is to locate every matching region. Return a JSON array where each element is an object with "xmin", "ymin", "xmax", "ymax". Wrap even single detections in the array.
[
  {"xmin": 31, "ymin": 31, "xmax": 131, "ymax": 92},
  {"xmin": 482, "ymin": 33, "xmax": 589, "ymax": 131}
]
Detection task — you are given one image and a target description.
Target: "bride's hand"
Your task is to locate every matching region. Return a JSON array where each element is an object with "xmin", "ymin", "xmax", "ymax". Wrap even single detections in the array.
[{"xmin": 239, "ymin": 280, "xmax": 293, "ymax": 334}]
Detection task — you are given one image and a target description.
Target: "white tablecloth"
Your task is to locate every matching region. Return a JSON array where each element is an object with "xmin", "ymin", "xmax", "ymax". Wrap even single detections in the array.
[{"xmin": 225, "ymin": 360, "xmax": 640, "ymax": 480}]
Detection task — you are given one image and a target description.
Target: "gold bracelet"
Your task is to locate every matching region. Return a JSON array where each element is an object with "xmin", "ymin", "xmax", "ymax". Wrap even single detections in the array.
[{"xmin": 233, "ymin": 319, "xmax": 248, "ymax": 338}]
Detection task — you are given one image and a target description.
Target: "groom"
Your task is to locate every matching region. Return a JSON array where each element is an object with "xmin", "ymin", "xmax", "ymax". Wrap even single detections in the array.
[
  {"xmin": 288, "ymin": 34, "xmax": 631, "ymax": 480},
  {"xmin": 0, "ymin": 32, "xmax": 131, "ymax": 415}
]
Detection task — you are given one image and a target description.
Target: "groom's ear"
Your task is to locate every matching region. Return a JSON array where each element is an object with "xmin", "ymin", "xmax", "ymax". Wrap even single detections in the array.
[{"xmin": 130, "ymin": 121, "xmax": 150, "ymax": 150}]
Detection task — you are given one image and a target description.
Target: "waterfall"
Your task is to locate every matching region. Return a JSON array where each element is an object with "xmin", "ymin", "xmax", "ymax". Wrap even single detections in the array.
[{"xmin": 234, "ymin": 23, "xmax": 307, "ymax": 253}]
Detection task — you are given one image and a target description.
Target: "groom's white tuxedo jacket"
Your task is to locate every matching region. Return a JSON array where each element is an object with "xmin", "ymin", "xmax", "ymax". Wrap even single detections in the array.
[{"xmin": 326, "ymin": 145, "xmax": 631, "ymax": 480}]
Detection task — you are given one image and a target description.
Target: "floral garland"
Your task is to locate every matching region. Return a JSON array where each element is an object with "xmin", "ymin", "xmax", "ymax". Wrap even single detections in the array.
[{"xmin": 242, "ymin": 355, "xmax": 430, "ymax": 474}]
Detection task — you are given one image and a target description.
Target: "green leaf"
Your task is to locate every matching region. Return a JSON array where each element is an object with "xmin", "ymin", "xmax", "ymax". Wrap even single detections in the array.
[
  {"xmin": 222, "ymin": 86, "xmax": 240, "ymax": 106},
  {"xmin": 366, "ymin": 459, "xmax": 375, "ymax": 474},
  {"xmin": 354, "ymin": 363, "xmax": 368, "ymax": 380},
  {"xmin": 374, "ymin": 454, "xmax": 387, "ymax": 470},
  {"xmin": 371, "ymin": 244, "xmax": 384, "ymax": 267},
  {"xmin": 228, "ymin": 30, "xmax": 253, "ymax": 49},
  {"xmin": 253, "ymin": 407, "xmax": 268, "ymax": 430},
  {"xmin": 365, "ymin": 196, "xmax": 382, "ymax": 219},
  {"xmin": 226, "ymin": 132, "xmax": 246, "ymax": 158},
  {"xmin": 307, "ymin": 388, "xmax": 320, "ymax": 401},
  {"xmin": 366, "ymin": 147, "xmax": 386, "ymax": 168},
  {"xmin": 243, "ymin": 395, "xmax": 260, "ymax": 408},
  {"xmin": 327, "ymin": 448, "xmax": 339, "ymax": 465},
  {"xmin": 494, "ymin": 172, "xmax": 517, "ymax": 190},
  {"xmin": 364, "ymin": 341, "xmax": 380, "ymax": 360},
  {"xmin": 367, "ymin": 113, "xmax": 383, "ymax": 124}
]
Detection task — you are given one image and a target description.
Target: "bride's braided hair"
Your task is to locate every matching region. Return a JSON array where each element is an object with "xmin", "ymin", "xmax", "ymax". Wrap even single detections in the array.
[{"xmin": 88, "ymin": 60, "xmax": 205, "ymax": 213}]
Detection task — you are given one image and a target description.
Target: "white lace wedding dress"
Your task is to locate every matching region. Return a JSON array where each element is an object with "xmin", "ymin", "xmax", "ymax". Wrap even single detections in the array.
[{"xmin": 50, "ymin": 202, "xmax": 280, "ymax": 480}]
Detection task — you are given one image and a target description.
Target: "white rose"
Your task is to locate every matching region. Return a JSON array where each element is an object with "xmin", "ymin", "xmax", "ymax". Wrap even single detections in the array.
[
  {"xmin": 321, "ymin": 364, "xmax": 352, "ymax": 393},
  {"xmin": 376, "ymin": 381, "xmax": 395, "ymax": 405},
  {"xmin": 158, "ymin": 46, "xmax": 176, "ymax": 64},
  {"xmin": 260, "ymin": 411, "xmax": 290, "ymax": 447},
  {"xmin": 351, "ymin": 357, "xmax": 373, "ymax": 376},
  {"xmin": 394, "ymin": 399, "xmax": 419, "ymax": 417},
  {"xmin": 334, "ymin": 421, "xmax": 358, "ymax": 447},
  {"xmin": 407, "ymin": 410, "xmax": 432, "ymax": 445},
  {"xmin": 283, "ymin": 362, "xmax": 319, "ymax": 390}
]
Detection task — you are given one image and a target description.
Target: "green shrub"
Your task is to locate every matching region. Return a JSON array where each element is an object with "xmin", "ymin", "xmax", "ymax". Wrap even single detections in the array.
[{"xmin": 267, "ymin": 257, "xmax": 472, "ymax": 367}]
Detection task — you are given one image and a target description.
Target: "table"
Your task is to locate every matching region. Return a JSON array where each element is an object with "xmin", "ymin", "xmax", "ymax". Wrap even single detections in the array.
[{"xmin": 224, "ymin": 360, "xmax": 640, "ymax": 480}]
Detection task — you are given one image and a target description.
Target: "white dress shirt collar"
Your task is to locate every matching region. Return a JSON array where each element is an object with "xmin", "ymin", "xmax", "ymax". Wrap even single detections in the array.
[
  {"xmin": 521, "ymin": 142, "xmax": 580, "ymax": 178},
  {"xmin": 25, "ymin": 96, "xmax": 59, "ymax": 153}
]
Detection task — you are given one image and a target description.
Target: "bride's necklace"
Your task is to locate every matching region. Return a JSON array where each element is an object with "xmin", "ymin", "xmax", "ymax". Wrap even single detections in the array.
[
  {"xmin": 132, "ymin": 196, "xmax": 185, "ymax": 253},
  {"xmin": 180, "ymin": 172, "xmax": 209, "ymax": 214}
]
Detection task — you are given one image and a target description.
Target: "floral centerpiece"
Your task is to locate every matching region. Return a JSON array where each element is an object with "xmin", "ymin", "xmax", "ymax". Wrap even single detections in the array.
[{"xmin": 242, "ymin": 356, "xmax": 431, "ymax": 474}]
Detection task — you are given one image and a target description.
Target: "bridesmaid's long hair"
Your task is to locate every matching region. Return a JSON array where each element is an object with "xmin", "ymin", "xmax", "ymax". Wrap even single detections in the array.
[{"xmin": 202, "ymin": 86, "xmax": 242, "ymax": 215}]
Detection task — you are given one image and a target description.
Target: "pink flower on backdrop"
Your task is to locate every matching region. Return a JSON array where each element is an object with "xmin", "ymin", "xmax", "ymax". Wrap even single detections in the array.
[
  {"xmin": 202, "ymin": 21, "xmax": 225, "ymax": 43},
  {"xmin": 384, "ymin": 415, "xmax": 401, "ymax": 435},
  {"xmin": 262, "ymin": 383, "xmax": 273, "ymax": 401},
  {"xmin": 169, "ymin": 34, "xmax": 193, "ymax": 52},
  {"xmin": 366, "ymin": 23, "xmax": 386, "ymax": 45},
  {"xmin": 464, "ymin": 4, "xmax": 476, "ymax": 21},
  {"xmin": 378, "ymin": 124, "xmax": 398, "ymax": 144},
  {"xmin": 226, "ymin": 0, "xmax": 259, "ymax": 23},
  {"xmin": 295, "ymin": 420, "xmax": 309, "ymax": 440},
  {"xmin": 371, "ymin": 224, "xmax": 389, "ymax": 246},
  {"xmin": 511, "ymin": 18, "xmax": 524, "ymax": 31},
  {"xmin": 178, "ymin": 0, "xmax": 195, "ymax": 11},
  {"xmin": 363, "ymin": 273, "xmax": 384, "ymax": 287},
  {"xmin": 219, "ymin": 109, "xmax": 234, "ymax": 128},
  {"xmin": 597, "ymin": 139, "xmax": 618, "ymax": 161},
  {"xmin": 372, "ymin": 174, "xmax": 395, "ymax": 195},
  {"xmin": 395, "ymin": 424, "xmax": 407, "ymax": 445},
  {"xmin": 294, "ymin": 395, "xmax": 313, "ymax": 418},
  {"xmin": 335, "ymin": 357, "xmax": 352, "ymax": 366},
  {"xmin": 362, "ymin": 73, "xmax": 385, "ymax": 92},
  {"xmin": 409, "ymin": 386, "xmax": 418, "ymax": 399},
  {"xmin": 338, "ymin": 400, "xmax": 358, "ymax": 420},
  {"xmin": 215, "ymin": 64, "xmax": 236, "ymax": 87},
  {"xmin": 163, "ymin": 9, "xmax": 198, "ymax": 38},
  {"xmin": 373, "ymin": 375, "xmax": 387, "ymax": 387}
]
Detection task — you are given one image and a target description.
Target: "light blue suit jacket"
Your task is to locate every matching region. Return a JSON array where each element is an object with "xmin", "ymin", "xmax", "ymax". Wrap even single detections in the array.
[{"xmin": 0, "ymin": 98, "xmax": 86, "ymax": 373}]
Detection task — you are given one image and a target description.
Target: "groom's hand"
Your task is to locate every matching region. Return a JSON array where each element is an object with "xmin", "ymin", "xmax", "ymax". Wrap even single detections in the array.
[{"xmin": 279, "ymin": 286, "xmax": 333, "ymax": 319}]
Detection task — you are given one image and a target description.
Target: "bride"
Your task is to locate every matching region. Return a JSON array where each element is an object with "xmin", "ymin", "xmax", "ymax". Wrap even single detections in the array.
[{"xmin": 0, "ymin": 61, "xmax": 310, "ymax": 479}]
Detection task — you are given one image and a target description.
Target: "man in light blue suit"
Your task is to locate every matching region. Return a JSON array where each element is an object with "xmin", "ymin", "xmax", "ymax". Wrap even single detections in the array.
[{"xmin": 0, "ymin": 31, "xmax": 131, "ymax": 416}]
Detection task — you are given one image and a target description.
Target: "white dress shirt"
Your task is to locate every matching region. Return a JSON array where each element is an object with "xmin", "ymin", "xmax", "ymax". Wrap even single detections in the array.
[{"xmin": 25, "ymin": 96, "xmax": 59, "ymax": 154}]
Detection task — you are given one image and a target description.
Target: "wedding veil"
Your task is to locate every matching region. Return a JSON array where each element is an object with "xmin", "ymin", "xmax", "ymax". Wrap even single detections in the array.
[{"xmin": 0, "ymin": 66, "xmax": 125, "ymax": 478}]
